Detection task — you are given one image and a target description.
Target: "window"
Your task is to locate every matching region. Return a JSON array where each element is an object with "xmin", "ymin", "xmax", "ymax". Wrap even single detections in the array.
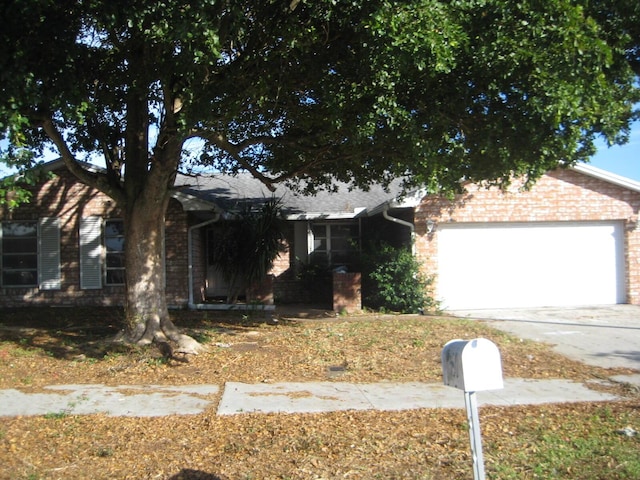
[
  {"xmin": 1, "ymin": 221, "xmax": 38, "ymax": 286},
  {"xmin": 309, "ymin": 222, "xmax": 359, "ymax": 267},
  {"xmin": 0, "ymin": 218, "xmax": 59, "ymax": 289},
  {"xmin": 104, "ymin": 219, "xmax": 125, "ymax": 285},
  {"xmin": 80, "ymin": 217, "xmax": 126, "ymax": 289}
]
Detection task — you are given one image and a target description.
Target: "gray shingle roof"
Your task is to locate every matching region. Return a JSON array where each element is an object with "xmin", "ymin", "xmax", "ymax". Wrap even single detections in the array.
[{"xmin": 175, "ymin": 172, "xmax": 412, "ymax": 219}]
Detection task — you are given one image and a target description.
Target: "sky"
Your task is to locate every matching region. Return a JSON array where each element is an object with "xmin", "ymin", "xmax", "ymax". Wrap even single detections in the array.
[{"xmin": 585, "ymin": 120, "xmax": 640, "ymax": 182}]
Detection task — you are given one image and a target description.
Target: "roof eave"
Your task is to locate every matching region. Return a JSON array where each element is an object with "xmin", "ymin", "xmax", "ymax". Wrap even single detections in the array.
[
  {"xmin": 284, "ymin": 207, "xmax": 368, "ymax": 221},
  {"xmin": 367, "ymin": 187, "xmax": 427, "ymax": 216},
  {"xmin": 572, "ymin": 163, "xmax": 640, "ymax": 193}
]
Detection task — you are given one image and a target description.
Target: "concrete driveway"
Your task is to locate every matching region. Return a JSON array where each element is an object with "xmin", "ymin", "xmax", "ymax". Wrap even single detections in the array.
[{"xmin": 448, "ymin": 305, "xmax": 640, "ymax": 373}]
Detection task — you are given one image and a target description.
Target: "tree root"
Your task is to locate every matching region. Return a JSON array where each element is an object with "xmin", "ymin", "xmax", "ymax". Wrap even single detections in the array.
[
  {"xmin": 111, "ymin": 325, "xmax": 208, "ymax": 356},
  {"xmin": 164, "ymin": 332, "xmax": 208, "ymax": 355}
]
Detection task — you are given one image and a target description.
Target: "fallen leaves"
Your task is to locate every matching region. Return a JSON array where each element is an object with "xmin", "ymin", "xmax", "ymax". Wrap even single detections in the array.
[{"xmin": 1, "ymin": 309, "xmax": 639, "ymax": 479}]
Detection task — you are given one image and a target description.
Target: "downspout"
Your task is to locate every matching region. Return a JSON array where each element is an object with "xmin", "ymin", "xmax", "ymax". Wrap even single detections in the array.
[
  {"xmin": 188, "ymin": 215, "xmax": 220, "ymax": 309},
  {"xmin": 382, "ymin": 205, "xmax": 416, "ymax": 255}
]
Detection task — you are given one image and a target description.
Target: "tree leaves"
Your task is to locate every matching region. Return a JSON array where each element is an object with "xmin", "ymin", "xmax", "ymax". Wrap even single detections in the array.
[{"xmin": 2, "ymin": 0, "xmax": 638, "ymax": 196}]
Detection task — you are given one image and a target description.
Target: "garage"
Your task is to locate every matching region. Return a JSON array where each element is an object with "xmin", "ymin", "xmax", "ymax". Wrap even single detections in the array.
[{"xmin": 436, "ymin": 221, "xmax": 626, "ymax": 310}]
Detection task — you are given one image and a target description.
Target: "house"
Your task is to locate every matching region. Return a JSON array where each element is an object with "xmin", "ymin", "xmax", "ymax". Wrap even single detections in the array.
[
  {"xmin": 417, "ymin": 165, "xmax": 640, "ymax": 309},
  {"xmin": 1, "ymin": 159, "xmax": 639, "ymax": 311}
]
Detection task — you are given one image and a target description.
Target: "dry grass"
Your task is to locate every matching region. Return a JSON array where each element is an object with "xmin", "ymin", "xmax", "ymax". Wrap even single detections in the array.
[{"xmin": 0, "ymin": 307, "xmax": 638, "ymax": 480}]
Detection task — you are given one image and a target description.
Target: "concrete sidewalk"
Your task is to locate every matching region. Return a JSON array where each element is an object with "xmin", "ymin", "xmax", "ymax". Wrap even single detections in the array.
[
  {"xmin": 216, "ymin": 378, "xmax": 624, "ymax": 415},
  {"xmin": 2, "ymin": 306, "xmax": 637, "ymax": 418},
  {"xmin": 1, "ymin": 376, "xmax": 634, "ymax": 417}
]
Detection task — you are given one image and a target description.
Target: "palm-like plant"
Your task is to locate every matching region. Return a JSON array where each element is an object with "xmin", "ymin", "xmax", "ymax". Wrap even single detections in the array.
[{"xmin": 209, "ymin": 197, "xmax": 286, "ymax": 303}]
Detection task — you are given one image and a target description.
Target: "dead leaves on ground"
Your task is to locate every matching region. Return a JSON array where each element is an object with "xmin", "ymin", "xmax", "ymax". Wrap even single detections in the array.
[
  {"xmin": 0, "ymin": 313, "xmax": 635, "ymax": 390},
  {"xmin": 1, "ymin": 310, "xmax": 639, "ymax": 479}
]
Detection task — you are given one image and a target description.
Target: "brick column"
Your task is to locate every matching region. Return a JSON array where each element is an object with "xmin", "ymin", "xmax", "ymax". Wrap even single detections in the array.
[
  {"xmin": 333, "ymin": 272, "xmax": 361, "ymax": 313},
  {"xmin": 247, "ymin": 274, "xmax": 275, "ymax": 305}
]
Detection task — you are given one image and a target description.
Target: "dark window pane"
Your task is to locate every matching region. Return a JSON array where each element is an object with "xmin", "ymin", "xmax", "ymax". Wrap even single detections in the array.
[
  {"xmin": 2, "ymin": 254, "xmax": 38, "ymax": 269},
  {"xmin": 311, "ymin": 224, "xmax": 326, "ymax": 237},
  {"xmin": 106, "ymin": 270, "xmax": 125, "ymax": 285},
  {"xmin": 2, "ymin": 221, "xmax": 38, "ymax": 287},
  {"xmin": 106, "ymin": 253, "xmax": 125, "ymax": 268},
  {"xmin": 3, "ymin": 238, "xmax": 38, "ymax": 254},
  {"xmin": 331, "ymin": 237, "xmax": 349, "ymax": 252},
  {"xmin": 331, "ymin": 225, "xmax": 351, "ymax": 238},
  {"xmin": 2, "ymin": 270, "xmax": 37, "ymax": 286}
]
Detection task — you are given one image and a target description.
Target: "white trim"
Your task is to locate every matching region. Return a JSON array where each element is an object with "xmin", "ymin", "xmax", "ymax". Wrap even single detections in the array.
[
  {"xmin": 367, "ymin": 188, "xmax": 427, "ymax": 216},
  {"xmin": 172, "ymin": 190, "xmax": 223, "ymax": 213},
  {"xmin": 285, "ymin": 207, "xmax": 367, "ymax": 221},
  {"xmin": 572, "ymin": 163, "xmax": 640, "ymax": 193}
]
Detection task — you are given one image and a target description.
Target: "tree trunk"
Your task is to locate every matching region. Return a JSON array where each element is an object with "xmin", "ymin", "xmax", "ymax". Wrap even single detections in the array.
[{"xmin": 118, "ymin": 177, "xmax": 205, "ymax": 355}]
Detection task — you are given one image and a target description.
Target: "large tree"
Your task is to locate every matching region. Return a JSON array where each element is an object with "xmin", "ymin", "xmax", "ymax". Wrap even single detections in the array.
[{"xmin": 1, "ymin": 1, "xmax": 638, "ymax": 352}]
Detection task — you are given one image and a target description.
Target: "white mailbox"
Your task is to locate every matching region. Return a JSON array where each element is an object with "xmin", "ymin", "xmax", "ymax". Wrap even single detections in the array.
[{"xmin": 442, "ymin": 338, "xmax": 503, "ymax": 392}]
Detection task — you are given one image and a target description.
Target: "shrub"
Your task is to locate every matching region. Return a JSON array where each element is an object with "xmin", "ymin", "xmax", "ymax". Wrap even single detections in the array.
[
  {"xmin": 361, "ymin": 241, "xmax": 437, "ymax": 314},
  {"xmin": 209, "ymin": 197, "xmax": 286, "ymax": 303}
]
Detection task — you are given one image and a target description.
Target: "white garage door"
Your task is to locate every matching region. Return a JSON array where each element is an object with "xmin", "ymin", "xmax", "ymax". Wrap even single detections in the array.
[{"xmin": 437, "ymin": 222, "xmax": 625, "ymax": 310}]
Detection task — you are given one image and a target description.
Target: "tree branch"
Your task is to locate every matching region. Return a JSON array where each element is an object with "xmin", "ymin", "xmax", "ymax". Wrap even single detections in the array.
[
  {"xmin": 197, "ymin": 131, "xmax": 277, "ymax": 191},
  {"xmin": 41, "ymin": 116, "xmax": 127, "ymax": 205}
]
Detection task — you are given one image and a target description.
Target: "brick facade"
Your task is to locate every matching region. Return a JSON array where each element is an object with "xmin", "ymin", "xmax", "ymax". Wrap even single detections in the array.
[
  {"xmin": 3, "ymin": 165, "xmax": 638, "ymax": 309},
  {"xmin": 0, "ymin": 168, "xmax": 192, "ymax": 307},
  {"xmin": 332, "ymin": 272, "xmax": 362, "ymax": 313},
  {"xmin": 414, "ymin": 168, "xmax": 640, "ymax": 305}
]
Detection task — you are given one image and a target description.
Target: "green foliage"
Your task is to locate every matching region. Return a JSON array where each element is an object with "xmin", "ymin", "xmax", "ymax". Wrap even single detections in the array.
[
  {"xmin": 1, "ymin": 1, "xmax": 638, "ymax": 197},
  {"xmin": 209, "ymin": 197, "xmax": 286, "ymax": 303},
  {"xmin": 0, "ymin": 0, "xmax": 638, "ymax": 321},
  {"xmin": 490, "ymin": 406, "xmax": 640, "ymax": 479},
  {"xmin": 361, "ymin": 242, "xmax": 437, "ymax": 314}
]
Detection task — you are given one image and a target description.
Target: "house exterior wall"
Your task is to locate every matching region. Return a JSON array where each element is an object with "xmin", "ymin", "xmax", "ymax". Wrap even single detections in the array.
[
  {"xmin": 164, "ymin": 201, "xmax": 191, "ymax": 306},
  {"xmin": 414, "ymin": 168, "xmax": 640, "ymax": 305},
  {"xmin": 0, "ymin": 168, "xmax": 192, "ymax": 307}
]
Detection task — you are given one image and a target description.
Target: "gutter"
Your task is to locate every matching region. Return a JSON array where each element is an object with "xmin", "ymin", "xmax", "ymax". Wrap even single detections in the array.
[
  {"xmin": 382, "ymin": 205, "xmax": 416, "ymax": 255},
  {"xmin": 187, "ymin": 215, "xmax": 220, "ymax": 309}
]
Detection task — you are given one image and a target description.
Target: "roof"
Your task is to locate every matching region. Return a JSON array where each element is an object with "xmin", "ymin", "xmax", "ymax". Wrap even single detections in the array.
[
  {"xmin": 573, "ymin": 163, "xmax": 640, "ymax": 193},
  {"xmin": 175, "ymin": 173, "xmax": 412, "ymax": 220},
  {"xmin": 14, "ymin": 159, "xmax": 640, "ymax": 218}
]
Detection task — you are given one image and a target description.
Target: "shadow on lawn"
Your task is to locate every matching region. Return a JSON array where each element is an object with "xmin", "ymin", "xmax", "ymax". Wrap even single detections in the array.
[
  {"xmin": 0, "ymin": 307, "xmax": 298, "ymax": 360},
  {"xmin": 168, "ymin": 469, "xmax": 228, "ymax": 480}
]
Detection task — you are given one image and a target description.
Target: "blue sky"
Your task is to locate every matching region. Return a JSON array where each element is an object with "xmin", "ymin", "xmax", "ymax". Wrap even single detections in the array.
[{"xmin": 586, "ymin": 120, "xmax": 640, "ymax": 182}]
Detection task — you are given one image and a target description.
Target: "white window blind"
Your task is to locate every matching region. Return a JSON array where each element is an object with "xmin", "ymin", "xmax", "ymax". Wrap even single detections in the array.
[
  {"xmin": 80, "ymin": 216, "xmax": 103, "ymax": 289},
  {"xmin": 38, "ymin": 217, "xmax": 61, "ymax": 290}
]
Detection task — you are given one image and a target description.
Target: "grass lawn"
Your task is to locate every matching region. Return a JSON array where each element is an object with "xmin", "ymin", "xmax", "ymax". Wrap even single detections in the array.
[{"xmin": 0, "ymin": 307, "xmax": 638, "ymax": 479}]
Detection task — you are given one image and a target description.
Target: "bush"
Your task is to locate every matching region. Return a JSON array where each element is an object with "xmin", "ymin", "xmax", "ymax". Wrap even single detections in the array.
[
  {"xmin": 361, "ymin": 242, "xmax": 437, "ymax": 314},
  {"xmin": 209, "ymin": 197, "xmax": 286, "ymax": 303}
]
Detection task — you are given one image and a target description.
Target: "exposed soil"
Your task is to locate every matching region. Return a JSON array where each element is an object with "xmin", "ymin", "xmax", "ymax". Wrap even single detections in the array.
[{"xmin": 0, "ymin": 307, "xmax": 638, "ymax": 480}]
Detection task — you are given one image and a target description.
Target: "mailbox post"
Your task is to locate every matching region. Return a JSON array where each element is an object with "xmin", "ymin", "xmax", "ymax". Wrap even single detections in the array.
[{"xmin": 442, "ymin": 338, "xmax": 503, "ymax": 480}]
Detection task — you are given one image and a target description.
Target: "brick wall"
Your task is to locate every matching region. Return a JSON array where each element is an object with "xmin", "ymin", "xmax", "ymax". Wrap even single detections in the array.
[
  {"xmin": 332, "ymin": 272, "xmax": 362, "ymax": 313},
  {"xmin": 1, "ymin": 168, "xmax": 192, "ymax": 307},
  {"xmin": 164, "ymin": 200, "xmax": 190, "ymax": 306},
  {"xmin": 414, "ymin": 168, "xmax": 640, "ymax": 305}
]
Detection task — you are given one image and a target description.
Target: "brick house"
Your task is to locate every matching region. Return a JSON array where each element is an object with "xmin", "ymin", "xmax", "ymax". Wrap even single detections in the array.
[
  {"xmin": 1, "ymin": 160, "xmax": 639, "ymax": 311},
  {"xmin": 416, "ymin": 165, "xmax": 640, "ymax": 309}
]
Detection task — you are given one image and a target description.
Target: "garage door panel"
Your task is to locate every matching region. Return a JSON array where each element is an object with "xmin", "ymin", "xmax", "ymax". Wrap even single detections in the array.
[{"xmin": 437, "ymin": 222, "xmax": 624, "ymax": 310}]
